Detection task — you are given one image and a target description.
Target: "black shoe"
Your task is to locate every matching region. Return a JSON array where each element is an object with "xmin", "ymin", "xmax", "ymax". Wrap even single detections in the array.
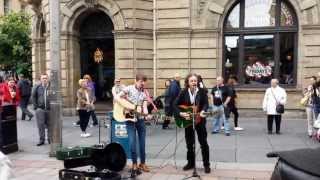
[
  {"xmin": 36, "ymin": 142, "xmax": 44, "ymax": 146},
  {"xmin": 276, "ymin": 131, "xmax": 281, "ymax": 135},
  {"xmin": 225, "ymin": 133, "xmax": 230, "ymax": 136},
  {"xmin": 162, "ymin": 126, "xmax": 172, "ymax": 130},
  {"xmin": 268, "ymin": 131, "xmax": 272, "ymax": 134},
  {"xmin": 130, "ymin": 168, "xmax": 142, "ymax": 178},
  {"xmin": 211, "ymin": 131, "xmax": 219, "ymax": 134},
  {"xmin": 28, "ymin": 115, "xmax": 33, "ymax": 121},
  {"xmin": 204, "ymin": 166, "xmax": 211, "ymax": 174},
  {"xmin": 183, "ymin": 163, "xmax": 194, "ymax": 171},
  {"xmin": 48, "ymin": 139, "xmax": 51, "ymax": 144}
]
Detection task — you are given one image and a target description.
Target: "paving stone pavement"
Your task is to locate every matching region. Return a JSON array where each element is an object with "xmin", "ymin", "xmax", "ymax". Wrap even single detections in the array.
[{"xmin": 6, "ymin": 110, "xmax": 320, "ymax": 179}]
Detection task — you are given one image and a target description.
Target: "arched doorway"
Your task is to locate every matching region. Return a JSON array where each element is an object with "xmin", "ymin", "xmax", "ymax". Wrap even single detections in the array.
[{"xmin": 77, "ymin": 10, "xmax": 115, "ymax": 102}]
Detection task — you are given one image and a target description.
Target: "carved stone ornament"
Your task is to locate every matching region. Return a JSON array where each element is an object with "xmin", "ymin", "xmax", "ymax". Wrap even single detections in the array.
[
  {"xmin": 85, "ymin": 0, "xmax": 99, "ymax": 8},
  {"xmin": 18, "ymin": 0, "xmax": 42, "ymax": 16},
  {"xmin": 94, "ymin": 48, "xmax": 104, "ymax": 63}
]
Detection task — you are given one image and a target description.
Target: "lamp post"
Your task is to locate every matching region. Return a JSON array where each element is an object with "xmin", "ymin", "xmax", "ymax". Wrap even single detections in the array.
[
  {"xmin": 48, "ymin": 0, "xmax": 62, "ymax": 157},
  {"xmin": 22, "ymin": 0, "xmax": 62, "ymax": 157}
]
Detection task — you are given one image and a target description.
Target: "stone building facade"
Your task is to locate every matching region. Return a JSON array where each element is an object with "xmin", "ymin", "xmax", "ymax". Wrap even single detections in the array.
[
  {"xmin": 27, "ymin": 0, "xmax": 320, "ymax": 115},
  {"xmin": 0, "ymin": 0, "xmax": 25, "ymax": 15}
]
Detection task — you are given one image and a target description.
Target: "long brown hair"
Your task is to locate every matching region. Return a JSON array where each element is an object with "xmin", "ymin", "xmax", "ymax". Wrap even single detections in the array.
[{"xmin": 184, "ymin": 73, "xmax": 198, "ymax": 88}]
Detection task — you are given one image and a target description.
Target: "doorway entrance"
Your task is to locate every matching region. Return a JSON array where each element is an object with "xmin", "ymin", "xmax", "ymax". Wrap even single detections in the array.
[{"xmin": 79, "ymin": 10, "xmax": 114, "ymax": 102}]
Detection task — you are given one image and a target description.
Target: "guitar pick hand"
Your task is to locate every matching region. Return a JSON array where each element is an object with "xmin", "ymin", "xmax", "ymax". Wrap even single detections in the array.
[
  {"xmin": 180, "ymin": 112, "xmax": 191, "ymax": 120},
  {"xmin": 199, "ymin": 110, "xmax": 206, "ymax": 118}
]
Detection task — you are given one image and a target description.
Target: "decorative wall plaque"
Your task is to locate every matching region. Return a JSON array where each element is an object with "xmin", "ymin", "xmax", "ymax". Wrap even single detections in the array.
[{"xmin": 94, "ymin": 48, "xmax": 104, "ymax": 63}]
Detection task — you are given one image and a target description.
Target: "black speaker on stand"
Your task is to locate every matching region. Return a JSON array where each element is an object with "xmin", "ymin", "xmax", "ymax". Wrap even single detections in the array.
[{"xmin": 0, "ymin": 105, "xmax": 18, "ymax": 154}]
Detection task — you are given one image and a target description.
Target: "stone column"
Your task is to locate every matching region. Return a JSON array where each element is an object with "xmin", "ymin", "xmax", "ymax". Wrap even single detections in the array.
[{"xmin": 48, "ymin": 0, "xmax": 62, "ymax": 157}]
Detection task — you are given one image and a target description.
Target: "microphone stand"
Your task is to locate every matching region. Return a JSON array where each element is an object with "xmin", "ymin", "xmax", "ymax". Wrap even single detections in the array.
[{"xmin": 184, "ymin": 87, "xmax": 201, "ymax": 180}]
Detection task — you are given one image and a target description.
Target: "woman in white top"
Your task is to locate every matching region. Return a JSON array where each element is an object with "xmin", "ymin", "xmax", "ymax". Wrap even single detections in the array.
[{"xmin": 262, "ymin": 79, "xmax": 287, "ymax": 134}]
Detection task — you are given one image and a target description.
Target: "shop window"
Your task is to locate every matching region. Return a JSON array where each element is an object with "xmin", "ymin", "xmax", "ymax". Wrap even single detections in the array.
[{"xmin": 223, "ymin": 0, "xmax": 298, "ymax": 87}]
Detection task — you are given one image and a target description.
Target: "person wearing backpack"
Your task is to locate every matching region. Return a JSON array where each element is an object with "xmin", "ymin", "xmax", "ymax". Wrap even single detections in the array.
[{"xmin": 17, "ymin": 74, "xmax": 34, "ymax": 121}]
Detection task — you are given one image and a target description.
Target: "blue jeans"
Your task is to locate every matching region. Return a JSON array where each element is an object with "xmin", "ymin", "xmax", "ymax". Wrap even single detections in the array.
[
  {"xmin": 212, "ymin": 105, "xmax": 230, "ymax": 134},
  {"xmin": 314, "ymin": 105, "xmax": 320, "ymax": 119},
  {"xmin": 126, "ymin": 119, "xmax": 146, "ymax": 164}
]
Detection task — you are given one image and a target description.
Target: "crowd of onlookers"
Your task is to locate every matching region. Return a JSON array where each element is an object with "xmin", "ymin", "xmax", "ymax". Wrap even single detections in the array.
[{"xmin": 1, "ymin": 72, "xmax": 320, "ymax": 147}]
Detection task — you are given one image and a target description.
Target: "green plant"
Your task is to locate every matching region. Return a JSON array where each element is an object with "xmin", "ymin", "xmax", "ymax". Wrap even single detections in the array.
[{"xmin": 0, "ymin": 12, "xmax": 31, "ymax": 78}]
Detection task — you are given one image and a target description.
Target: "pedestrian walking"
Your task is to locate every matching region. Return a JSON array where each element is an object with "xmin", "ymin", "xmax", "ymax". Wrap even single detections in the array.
[
  {"xmin": 2, "ymin": 77, "xmax": 20, "ymax": 106},
  {"xmin": 301, "ymin": 76, "xmax": 317, "ymax": 137},
  {"xmin": 262, "ymin": 79, "xmax": 287, "ymax": 134},
  {"xmin": 17, "ymin": 74, "xmax": 33, "ymax": 121},
  {"xmin": 227, "ymin": 75, "xmax": 243, "ymax": 131},
  {"xmin": 32, "ymin": 74, "xmax": 51, "ymax": 146},
  {"xmin": 76, "ymin": 79, "xmax": 94, "ymax": 138},
  {"xmin": 83, "ymin": 74, "xmax": 98, "ymax": 127},
  {"xmin": 211, "ymin": 76, "xmax": 232, "ymax": 136},
  {"xmin": 163, "ymin": 79, "xmax": 172, "ymax": 129},
  {"xmin": 163, "ymin": 73, "xmax": 181, "ymax": 129},
  {"xmin": 73, "ymin": 74, "xmax": 98, "ymax": 127}
]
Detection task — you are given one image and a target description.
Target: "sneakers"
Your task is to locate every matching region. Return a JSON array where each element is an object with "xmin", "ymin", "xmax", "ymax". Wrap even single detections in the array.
[
  {"xmin": 221, "ymin": 126, "xmax": 225, "ymax": 130},
  {"xmin": 234, "ymin": 127, "xmax": 244, "ymax": 131},
  {"xmin": 80, "ymin": 132, "xmax": 91, "ymax": 138},
  {"xmin": 73, "ymin": 122, "xmax": 80, "ymax": 127},
  {"xmin": 138, "ymin": 163, "xmax": 150, "ymax": 172}
]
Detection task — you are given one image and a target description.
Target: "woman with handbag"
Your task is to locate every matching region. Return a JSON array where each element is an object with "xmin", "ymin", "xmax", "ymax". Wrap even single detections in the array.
[
  {"xmin": 76, "ymin": 79, "xmax": 94, "ymax": 138},
  {"xmin": 262, "ymin": 79, "xmax": 287, "ymax": 134},
  {"xmin": 301, "ymin": 76, "xmax": 317, "ymax": 137}
]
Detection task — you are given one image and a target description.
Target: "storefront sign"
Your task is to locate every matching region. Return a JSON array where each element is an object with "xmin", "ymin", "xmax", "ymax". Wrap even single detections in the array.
[{"xmin": 245, "ymin": 61, "xmax": 272, "ymax": 78}]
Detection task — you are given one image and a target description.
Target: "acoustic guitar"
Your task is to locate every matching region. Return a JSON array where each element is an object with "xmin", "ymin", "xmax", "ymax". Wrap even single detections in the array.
[
  {"xmin": 113, "ymin": 98, "xmax": 144, "ymax": 122},
  {"xmin": 175, "ymin": 105, "xmax": 220, "ymax": 128}
]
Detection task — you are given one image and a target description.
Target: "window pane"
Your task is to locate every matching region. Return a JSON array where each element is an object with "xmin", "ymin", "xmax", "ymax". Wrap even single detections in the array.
[
  {"xmin": 226, "ymin": 4, "xmax": 240, "ymax": 29},
  {"xmin": 224, "ymin": 36, "xmax": 239, "ymax": 79},
  {"xmin": 245, "ymin": 0, "xmax": 276, "ymax": 27},
  {"xmin": 279, "ymin": 33, "xmax": 295, "ymax": 84},
  {"xmin": 244, "ymin": 35, "xmax": 274, "ymax": 85},
  {"xmin": 281, "ymin": 2, "xmax": 295, "ymax": 26}
]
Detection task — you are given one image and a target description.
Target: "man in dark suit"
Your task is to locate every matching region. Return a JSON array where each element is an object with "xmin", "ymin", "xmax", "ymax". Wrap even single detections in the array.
[{"xmin": 174, "ymin": 73, "xmax": 211, "ymax": 173}]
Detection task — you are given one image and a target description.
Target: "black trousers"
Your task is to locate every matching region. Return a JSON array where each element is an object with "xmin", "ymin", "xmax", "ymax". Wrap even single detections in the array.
[
  {"xmin": 163, "ymin": 106, "xmax": 172, "ymax": 128},
  {"xmin": 229, "ymin": 106, "xmax": 239, "ymax": 127},
  {"xmin": 185, "ymin": 119, "xmax": 210, "ymax": 167},
  {"xmin": 267, "ymin": 115, "xmax": 282, "ymax": 132},
  {"xmin": 19, "ymin": 96, "xmax": 33, "ymax": 120},
  {"xmin": 78, "ymin": 110, "xmax": 90, "ymax": 132},
  {"xmin": 90, "ymin": 110, "xmax": 98, "ymax": 125}
]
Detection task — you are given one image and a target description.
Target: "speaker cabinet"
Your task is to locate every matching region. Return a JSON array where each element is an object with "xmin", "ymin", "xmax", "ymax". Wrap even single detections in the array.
[{"xmin": 0, "ymin": 105, "xmax": 18, "ymax": 154}]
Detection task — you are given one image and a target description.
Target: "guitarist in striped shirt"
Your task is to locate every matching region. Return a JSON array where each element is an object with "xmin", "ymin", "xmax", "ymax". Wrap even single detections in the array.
[
  {"xmin": 116, "ymin": 74, "xmax": 152, "ymax": 177},
  {"xmin": 173, "ymin": 73, "xmax": 211, "ymax": 174}
]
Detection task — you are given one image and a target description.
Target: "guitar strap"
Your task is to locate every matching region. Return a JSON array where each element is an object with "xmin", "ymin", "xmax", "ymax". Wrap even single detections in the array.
[{"xmin": 144, "ymin": 89, "xmax": 158, "ymax": 111}]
